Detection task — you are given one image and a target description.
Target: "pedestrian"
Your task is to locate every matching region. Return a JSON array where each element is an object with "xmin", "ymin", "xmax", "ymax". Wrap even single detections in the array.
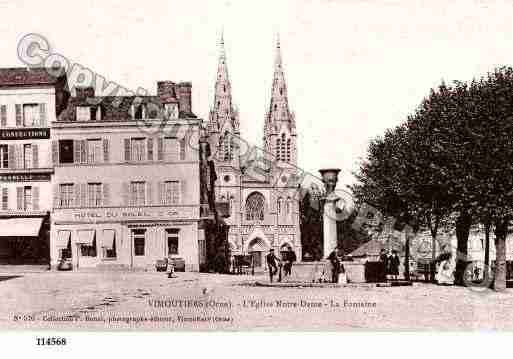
[
  {"xmin": 389, "ymin": 250, "xmax": 400, "ymax": 280},
  {"xmin": 283, "ymin": 247, "xmax": 297, "ymax": 277},
  {"xmin": 379, "ymin": 248, "xmax": 388, "ymax": 282},
  {"xmin": 266, "ymin": 248, "xmax": 281, "ymax": 283},
  {"xmin": 327, "ymin": 247, "xmax": 341, "ymax": 284}
]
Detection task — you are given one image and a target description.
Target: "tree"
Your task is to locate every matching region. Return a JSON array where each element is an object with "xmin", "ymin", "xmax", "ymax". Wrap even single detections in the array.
[{"xmin": 354, "ymin": 67, "xmax": 513, "ymax": 290}]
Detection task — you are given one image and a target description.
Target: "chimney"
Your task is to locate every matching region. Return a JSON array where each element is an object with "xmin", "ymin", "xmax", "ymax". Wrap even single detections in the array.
[
  {"xmin": 75, "ymin": 86, "xmax": 95, "ymax": 99},
  {"xmin": 157, "ymin": 81, "xmax": 177, "ymax": 104},
  {"xmin": 176, "ymin": 82, "xmax": 192, "ymax": 114}
]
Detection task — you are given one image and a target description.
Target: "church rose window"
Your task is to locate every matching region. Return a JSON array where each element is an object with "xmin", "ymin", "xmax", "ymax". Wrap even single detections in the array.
[{"xmin": 245, "ymin": 192, "xmax": 265, "ymax": 221}]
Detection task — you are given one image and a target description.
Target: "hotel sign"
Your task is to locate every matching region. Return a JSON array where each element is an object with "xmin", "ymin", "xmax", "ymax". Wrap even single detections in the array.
[
  {"xmin": 53, "ymin": 206, "xmax": 198, "ymax": 223},
  {"xmin": 0, "ymin": 128, "xmax": 50, "ymax": 140},
  {"xmin": 0, "ymin": 173, "xmax": 51, "ymax": 182}
]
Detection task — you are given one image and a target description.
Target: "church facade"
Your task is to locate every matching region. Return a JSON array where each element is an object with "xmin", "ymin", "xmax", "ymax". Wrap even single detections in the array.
[{"xmin": 205, "ymin": 37, "xmax": 301, "ymax": 269}]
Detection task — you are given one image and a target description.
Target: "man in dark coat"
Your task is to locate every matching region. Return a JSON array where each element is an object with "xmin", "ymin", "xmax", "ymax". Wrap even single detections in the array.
[
  {"xmin": 266, "ymin": 249, "xmax": 281, "ymax": 283},
  {"xmin": 283, "ymin": 247, "xmax": 297, "ymax": 277},
  {"xmin": 389, "ymin": 250, "xmax": 400, "ymax": 280},
  {"xmin": 379, "ymin": 248, "xmax": 389, "ymax": 281},
  {"xmin": 327, "ymin": 248, "xmax": 341, "ymax": 283}
]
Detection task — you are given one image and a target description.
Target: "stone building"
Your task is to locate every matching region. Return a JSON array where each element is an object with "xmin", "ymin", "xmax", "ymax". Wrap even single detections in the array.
[
  {"xmin": 206, "ymin": 37, "xmax": 301, "ymax": 269},
  {"xmin": 51, "ymin": 82, "xmax": 216, "ymax": 271},
  {"xmin": 0, "ymin": 68, "xmax": 68, "ymax": 264}
]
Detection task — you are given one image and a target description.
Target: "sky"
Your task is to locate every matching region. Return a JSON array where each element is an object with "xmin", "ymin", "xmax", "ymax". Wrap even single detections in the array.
[{"xmin": 1, "ymin": 0, "xmax": 513, "ymax": 190}]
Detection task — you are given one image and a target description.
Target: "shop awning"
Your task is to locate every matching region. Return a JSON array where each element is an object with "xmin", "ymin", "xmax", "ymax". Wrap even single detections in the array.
[
  {"xmin": 101, "ymin": 230, "xmax": 115, "ymax": 249},
  {"xmin": 76, "ymin": 230, "xmax": 95, "ymax": 245},
  {"xmin": 56, "ymin": 230, "xmax": 71, "ymax": 247},
  {"xmin": 0, "ymin": 218, "xmax": 43, "ymax": 237}
]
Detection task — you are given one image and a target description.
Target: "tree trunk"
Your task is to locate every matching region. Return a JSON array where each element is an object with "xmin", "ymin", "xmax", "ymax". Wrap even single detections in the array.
[
  {"xmin": 455, "ymin": 211, "xmax": 472, "ymax": 284},
  {"xmin": 404, "ymin": 225, "xmax": 413, "ymax": 281},
  {"xmin": 484, "ymin": 221, "xmax": 490, "ymax": 267},
  {"xmin": 494, "ymin": 219, "xmax": 508, "ymax": 292}
]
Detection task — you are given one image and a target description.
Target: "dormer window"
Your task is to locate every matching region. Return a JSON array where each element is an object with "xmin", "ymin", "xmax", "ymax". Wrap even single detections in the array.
[
  {"xmin": 77, "ymin": 106, "xmax": 101, "ymax": 122},
  {"xmin": 134, "ymin": 104, "xmax": 146, "ymax": 120},
  {"xmin": 164, "ymin": 103, "xmax": 179, "ymax": 120},
  {"xmin": 76, "ymin": 106, "xmax": 91, "ymax": 121}
]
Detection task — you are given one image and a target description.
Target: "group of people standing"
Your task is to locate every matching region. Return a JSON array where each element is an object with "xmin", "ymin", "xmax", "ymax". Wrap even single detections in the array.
[
  {"xmin": 266, "ymin": 247, "xmax": 297, "ymax": 283},
  {"xmin": 379, "ymin": 249, "xmax": 401, "ymax": 280}
]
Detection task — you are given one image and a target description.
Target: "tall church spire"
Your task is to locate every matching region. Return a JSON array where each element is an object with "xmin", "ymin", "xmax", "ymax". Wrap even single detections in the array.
[
  {"xmin": 212, "ymin": 32, "xmax": 234, "ymax": 123},
  {"xmin": 264, "ymin": 35, "xmax": 297, "ymax": 164},
  {"xmin": 268, "ymin": 34, "xmax": 290, "ymax": 124}
]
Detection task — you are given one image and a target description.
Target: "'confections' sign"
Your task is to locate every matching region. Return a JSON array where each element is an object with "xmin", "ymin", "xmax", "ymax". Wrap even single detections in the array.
[{"xmin": 0, "ymin": 128, "xmax": 50, "ymax": 140}]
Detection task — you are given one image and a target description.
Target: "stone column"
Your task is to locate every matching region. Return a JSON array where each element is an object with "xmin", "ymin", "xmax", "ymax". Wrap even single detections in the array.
[{"xmin": 319, "ymin": 168, "xmax": 341, "ymax": 258}]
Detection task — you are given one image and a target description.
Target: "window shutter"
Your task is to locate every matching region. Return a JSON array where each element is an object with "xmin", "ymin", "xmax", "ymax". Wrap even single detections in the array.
[
  {"xmin": 147, "ymin": 138, "xmax": 154, "ymax": 161},
  {"xmin": 2, "ymin": 188, "xmax": 8, "ymax": 210},
  {"xmin": 16, "ymin": 187, "xmax": 23, "ymax": 210},
  {"xmin": 124, "ymin": 139, "xmax": 131, "ymax": 161},
  {"xmin": 8, "ymin": 145, "xmax": 15, "ymax": 169},
  {"xmin": 146, "ymin": 181, "xmax": 153, "ymax": 205},
  {"xmin": 103, "ymin": 183, "xmax": 110, "ymax": 206},
  {"xmin": 180, "ymin": 180, "xmax": 185, "ymax": 204},
  {"xmin": 39, "ymin": 103, "xmax": 47, "ymax": 127},
  {"xmin": 103, "ymin": 139, "xmax": 109, "ymax": 162},
  {"xmin": 158, "ymin": 181, "xmax": 165, "ymax": 205},
  {"xmin": 32, "ymin": 144, "xmax": 39, "ymax": 168},
  {"xmin": 157, "ymin": 137, "xmax": 163, "ymax": 160},
  {"xmin": 15, "ymin": 104, "xmax": 22, "ymax": 126},
  {"xmin": 52, "ymin": 140, "xmax": 59, "ymax": 165},
  {"xmin": 16, "ymin": 144, "xmax": 23, "ymax": 169},
  {"xmin": 33, "ymin": 186, "xmax": 40, "ymax": 211},
  {"xmin": 180, "ymin": 137, "xmax": 186, "ymax": 160},
  {"xmin": 74, "ymin": 140, "xmax": 81, "ymax": 164},
  {"xmin": 0, "ymin": 105, "xmax": 6, "ymax": 127},
  {"xmin": 80, "ymin": 183, "xmax": 87, "ymax": 207},
  {"xmin": 121, "ymin": 182, "xmax": 129, "ymax": 206},
  {"xmin": 96, "ymin": 106, "xmax": 102, "ymax": 121},
  {"xmin": 81, "ymin": 139, "xmax": 87, "ymax": 164},
  {"xmin": 53, "ymin": 184, "xmax": 59, "ymax": 209},
  {"xmin": 74, "ymin": 184, "xmax": 81, "ymax": 207}
]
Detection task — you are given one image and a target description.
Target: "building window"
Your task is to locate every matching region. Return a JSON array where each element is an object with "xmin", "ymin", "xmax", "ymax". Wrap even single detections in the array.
[
  {"xmin": 280, "ymin": 133, "xmax": 286, "ymax": 161},
  {"xmin": 164, "ymin": 181, "xmax": 180, "ymax": 204},
  {"xmin": 76, "ymin": 106, "xmax": 91, "ymax": 121},
  {"xmin": 245, "ymin": 192, "xmax": 265, "ymax": 221},
  {"xmin": 59, "ymin": 184, "xmax": 74, "ymax": 208},
  {"xmin": 79, "ymin": 231, "xmax": 97, "ymax": 257},
  {"xmin": 23, "ymin": 104, "xmax": 40, "ymax": 126},
  {"xmin": 59, "ymin": 140, "xmax": 74, "ymax": 164},
  {"xmin": 102, "ymin": 229, "xmax": 116, "ymax": 259},
  {"xmin": 133, "ymin": 229, "xmax": 146, "ymax": 256},
  {"xmin": 130, "ymin": 181, "xmax": 146, "ymax": 206},
  {"xmin": 164, "ymin": 137, "xmax": 179, "ymax": 161},
  {"xmin": 275, "ymin": 138, "xmax": 281, "ymax": 161},
  {"xmin": 277, "ymin": 197, "xmax": 283, "ymax": 215},
  {"xmin": 1, "ymin": 188, "xmax": 8, "ymax": 210},
  {"xmin": 286, "ymin": 138, "xmax": 291, "ymax": 162},
  {"xmin": 88, "ymin": 183, "xmax": 103, "ymax": 207},
  {"xmin": 23, "ymin": 186, "xmax": 32, "ymax": 211},
  {"xmin": 164, "ymin": 103, "xmax": 178, "ymax": 119},
  {"xmin": 131, "ymin": 138, "xmax": 146, "ymax": 162},
  {"xmin": 0, "ymin": 145, "xmax": 8, "ymax": 168},
  {"xmin": 23, "ymin": 144, "xmax": 32, "ymax": 168},
  {"xmin": 134, "ymin": 104, "xmax": 147, "ymax": 120},
  {"xmin": 87, "ymin": 139, "xmax": 102, "ymax": 164},
  {"xmin": 166, "ymin": 228, "xmax": 179, "ymax": 255},
  {"xmin": 221, "ymin": 132, "xmax": 233, "ymax": 161}
]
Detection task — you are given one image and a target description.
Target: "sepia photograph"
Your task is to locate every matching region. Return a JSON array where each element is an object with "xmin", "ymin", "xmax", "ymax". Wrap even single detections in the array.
[{"xmin": 0, "ymin": 1, "xmax": 513, "ymax": 348}]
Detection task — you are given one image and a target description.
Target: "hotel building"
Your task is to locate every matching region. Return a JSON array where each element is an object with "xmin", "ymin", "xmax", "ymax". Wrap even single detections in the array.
[
  {"xmin": 51, "ymin": 82, "xmax": 215, "ymax": 271},
  {"xmin": 0, "ymin": 68, "xmax": 68, "ymax": 264}
]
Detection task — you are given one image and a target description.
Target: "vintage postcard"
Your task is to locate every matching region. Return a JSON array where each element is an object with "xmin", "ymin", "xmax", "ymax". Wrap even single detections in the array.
[{"xmin": 0, "ymin": 0, "xmax": 512, "ymax": 335}]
